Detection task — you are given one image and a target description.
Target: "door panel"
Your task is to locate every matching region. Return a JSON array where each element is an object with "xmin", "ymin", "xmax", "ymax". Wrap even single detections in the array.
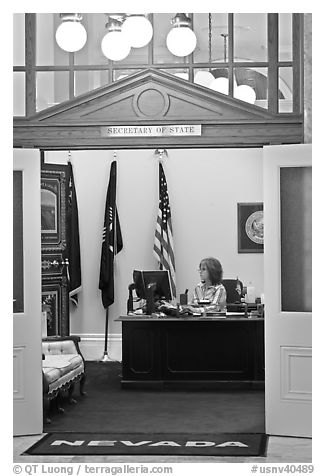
[
  {"xmin": 279, "ymin": 166, "xmax": 312, "ymax": 312},
  {"xmin": 263, "ymin": 144, "xmax": 312, "ymax": 437},
  {"xmin": 13, "ymin": 148, "xmax": 42, "ymax": 436}
]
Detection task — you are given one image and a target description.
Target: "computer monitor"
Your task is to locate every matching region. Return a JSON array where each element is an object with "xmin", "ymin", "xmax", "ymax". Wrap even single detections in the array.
[{"xmin": 133, "ymin": 269, "xmax": 173, "ymax": 301}]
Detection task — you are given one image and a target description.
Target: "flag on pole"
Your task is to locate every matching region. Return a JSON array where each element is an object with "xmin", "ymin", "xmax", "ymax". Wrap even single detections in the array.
[
  {"xmin": 99, "ymin": 161, "xmax": 123, "ymax": 309},
  {"xmin": 66, "ymin": 161, "xmax": 82, "ymax": 306},
  {"xmin": 153, "ymin": 162, "xmax": 176, "ymax": 298}
]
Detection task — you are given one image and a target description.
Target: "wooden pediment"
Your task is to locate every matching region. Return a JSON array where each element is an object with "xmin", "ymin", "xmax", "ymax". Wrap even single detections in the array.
[
  {"xmin": 29, "ymin": 69, "xmax": 274, "ymax": 124},
  {"xmin": 13, "ymin": 68, "xmax": 303, "ymax": 148}
]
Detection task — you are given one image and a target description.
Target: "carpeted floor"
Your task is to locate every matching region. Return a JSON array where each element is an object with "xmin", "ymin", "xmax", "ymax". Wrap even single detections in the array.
[{"xmin": 44, "ymin": 361, "xmax": 265, "ymax": 434}]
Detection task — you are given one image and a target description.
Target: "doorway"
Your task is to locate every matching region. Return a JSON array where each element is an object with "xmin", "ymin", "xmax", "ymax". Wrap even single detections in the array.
[{"xmin": 41, "ymin": 147, "xmax": 265, "ymax": 433}]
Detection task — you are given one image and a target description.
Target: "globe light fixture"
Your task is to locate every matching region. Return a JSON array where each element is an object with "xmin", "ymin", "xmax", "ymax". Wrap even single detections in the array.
[
  {"xmin": 101, "ymin": 17, "xmax": 131, "ymax": 61},
  {"xmin": 194, "ymin": 71, "xmax": 215, "ymax": 88},
  {"xmin": 209, "ymin": 76, "xmax": 256, "ymax": 104},
  {"xmin": 209, "ymin": 77, "xmax": 230, "ymax": 95},
  {"xmin": 55, "ymin": 14, "xmax": 87, "ymax": 53},
  {"xmin": 166, "ymin": 13, "xmax": 197, "ymax": 57},
  {"xmin": 234, "ymin": 84, "xmax": 257, "ymax": 104},
  {"xmin": 122, "ymin": 14, "xmax": 153, "ymax": 48}
]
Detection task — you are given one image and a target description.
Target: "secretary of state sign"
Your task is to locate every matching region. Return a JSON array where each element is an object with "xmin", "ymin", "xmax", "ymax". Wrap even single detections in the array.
[{"xmin": 101, "ymin": 125, "xmax": 202, "ymax": 137}]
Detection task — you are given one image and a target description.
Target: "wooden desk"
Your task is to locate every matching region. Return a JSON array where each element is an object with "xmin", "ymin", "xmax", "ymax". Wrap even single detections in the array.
[{"xmin": 116, "ymin": 315, "xmax": 264, "ymax": 389}]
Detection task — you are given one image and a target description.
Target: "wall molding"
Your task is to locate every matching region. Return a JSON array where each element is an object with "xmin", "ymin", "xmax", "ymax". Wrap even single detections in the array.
[{"xmin": 77, "ymin": 333, "xmax": 122, "ymax": 362}]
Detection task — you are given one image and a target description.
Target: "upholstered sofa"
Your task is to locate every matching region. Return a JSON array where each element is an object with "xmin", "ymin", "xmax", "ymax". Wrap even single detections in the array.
[{"xmin": 42, "ymin": 335, "xmax": 86, "ymax": 423}]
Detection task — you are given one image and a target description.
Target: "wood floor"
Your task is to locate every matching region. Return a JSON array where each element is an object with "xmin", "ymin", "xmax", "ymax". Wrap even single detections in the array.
[{"xmin": 14, "ymin": 433, "xmax": 312, "ymax": 464}]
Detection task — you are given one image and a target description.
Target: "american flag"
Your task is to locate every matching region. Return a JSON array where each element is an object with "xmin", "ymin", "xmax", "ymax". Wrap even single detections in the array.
[{"xmin": 153, "ymin": 163, "xmax": 176, "ymax": 298}]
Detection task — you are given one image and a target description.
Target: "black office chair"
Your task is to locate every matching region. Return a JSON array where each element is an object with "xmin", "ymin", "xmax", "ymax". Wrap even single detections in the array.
[{"xmin": 222, "ymin": 279, "xmax": 244, "ymax": 304}]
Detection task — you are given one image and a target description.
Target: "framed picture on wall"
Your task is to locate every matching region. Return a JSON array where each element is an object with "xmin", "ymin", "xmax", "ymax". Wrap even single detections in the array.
[{"xmin": 237, "ymin": 203, "xmax": 264, "ymax": 253}]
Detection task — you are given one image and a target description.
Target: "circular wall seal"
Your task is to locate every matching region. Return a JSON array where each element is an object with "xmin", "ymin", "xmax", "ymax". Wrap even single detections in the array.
[
  {"xmin": 245, "ymin": 211, "xmax": 264, "ymax": 244},
  {"xmin": 133, "ymin": 88, "xmax": 170, "ymax": 117}
]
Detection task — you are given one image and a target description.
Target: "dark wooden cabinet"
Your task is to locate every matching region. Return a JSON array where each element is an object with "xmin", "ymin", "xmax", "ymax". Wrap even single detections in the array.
[
  {"xmin": 117, "ymin": 316, "xmax": 265, "ymax": 389},
  {"xmin": 41, "ymin": 162, "xmax": 70, "ymax": 336}
]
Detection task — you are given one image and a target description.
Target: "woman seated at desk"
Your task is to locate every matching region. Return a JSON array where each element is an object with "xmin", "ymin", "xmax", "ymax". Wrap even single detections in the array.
[{"xmin": 185, "ymin": 257, "xmax": 227, "ymax": 315}]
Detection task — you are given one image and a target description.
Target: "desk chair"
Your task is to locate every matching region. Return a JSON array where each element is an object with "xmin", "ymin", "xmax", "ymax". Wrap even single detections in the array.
[{"xmin": 222, "ymin": 279, "xmax": 244, "ymax": 304}]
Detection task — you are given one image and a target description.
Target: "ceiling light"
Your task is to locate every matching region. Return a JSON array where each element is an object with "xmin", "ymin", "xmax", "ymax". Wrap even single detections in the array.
[
  {"xmin": 101, "ymin": 17, "xmax": 131, "ymax": 61},
  {"xmin": 194, "ymin": 71, "xmax": 215, "ymax": 88},
  {"xmin": 55, "ymin": 14, "xmax": 87, "ymax": 53},
  {"xmin": 122, "ymin": 14, "xmax": 153, "ymax": 48},
  {"xmin": 166, "ymin": 13, "xmax": 197, "ymax": 57},
  {"xmin": 209, "ymin": 77, "xmax": 230, "ymax": 94},
  {"xmin": 234, "ymin": 84, "xmax": 256, "ymax": 104}
]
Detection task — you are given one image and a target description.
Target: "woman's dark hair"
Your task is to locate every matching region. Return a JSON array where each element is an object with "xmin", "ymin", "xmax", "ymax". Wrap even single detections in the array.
[{"xmin": 200, "ymin": 257, "xmax": 223, "ymax": 285}]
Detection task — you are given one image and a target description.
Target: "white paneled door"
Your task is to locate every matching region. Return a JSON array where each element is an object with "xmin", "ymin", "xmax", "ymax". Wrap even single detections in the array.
[
  {"xmin": 263, "ymin": 144, "xmax": 312, "ymax": 437},
  {"xmin": 13, "ymin": 149, "xmax": 43, "ymax": 435}
]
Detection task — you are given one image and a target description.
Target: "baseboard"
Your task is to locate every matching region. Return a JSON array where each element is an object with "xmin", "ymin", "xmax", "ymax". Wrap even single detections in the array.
[{"xmin": 77, "ymin": 333, "xmax": 122, "ymax": 362}]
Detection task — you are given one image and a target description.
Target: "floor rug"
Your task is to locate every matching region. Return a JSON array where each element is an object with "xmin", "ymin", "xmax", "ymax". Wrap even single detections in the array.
[
  {"xmin": 25, "ymin": 432, "xmax": 268, "ymax": 456},
  {"xmin": 43, "ymin": 362, "xmax": 265, "ymax": 434}
]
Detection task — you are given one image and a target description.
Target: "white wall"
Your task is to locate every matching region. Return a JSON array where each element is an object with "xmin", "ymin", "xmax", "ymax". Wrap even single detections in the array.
[{"xmin": 46, "ymin": 148, "xmax": 264, "ymax": 359}]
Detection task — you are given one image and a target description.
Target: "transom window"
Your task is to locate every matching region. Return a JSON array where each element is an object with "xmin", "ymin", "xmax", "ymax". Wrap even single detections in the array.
[{"xmin": 13, "ymin": 13, "xmax": 302, "ymax": 117}]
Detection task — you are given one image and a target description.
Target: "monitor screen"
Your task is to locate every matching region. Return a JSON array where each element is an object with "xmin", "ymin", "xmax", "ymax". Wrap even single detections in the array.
[{"xmin": 133, "ymin": 270, "xmax": 173, "ymax": 301}]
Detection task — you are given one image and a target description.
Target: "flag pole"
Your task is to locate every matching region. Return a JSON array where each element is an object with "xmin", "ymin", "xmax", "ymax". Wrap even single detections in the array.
[
  {"xmin": 99, "ymin": 307, "xmax": 111, "ymax": 362},
  {"xmin": 98, "ymin": 155, "xmax": 123, "ymax": 363},
  {"xmin": 99, "ymin": 155, "xmax": 117, "ymax": 363}
]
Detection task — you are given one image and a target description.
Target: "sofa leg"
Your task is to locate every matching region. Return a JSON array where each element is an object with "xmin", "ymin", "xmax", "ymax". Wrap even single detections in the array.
[
  {"xmin": 68, "ymin": 383, "xmax": 77, "ymax": 404},
  {"xmin": 80, "ymin": 373, "xmax": 86, "ymax": 396},
  {"xmin": 55, "ymin": 393, "xmax": 65, "ymax": 414}
]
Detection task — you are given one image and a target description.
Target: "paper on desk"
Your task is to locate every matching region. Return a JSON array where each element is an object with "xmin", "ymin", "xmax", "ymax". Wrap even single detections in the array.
[{"xmin": 226, "ymin": 312, "xmax": 245, "ymax": 316}]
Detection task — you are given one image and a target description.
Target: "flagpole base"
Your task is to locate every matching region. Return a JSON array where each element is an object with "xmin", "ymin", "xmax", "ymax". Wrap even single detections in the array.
[{"xmin": 98, "ymin": 351, "xmax": 114, "ymax": 363}]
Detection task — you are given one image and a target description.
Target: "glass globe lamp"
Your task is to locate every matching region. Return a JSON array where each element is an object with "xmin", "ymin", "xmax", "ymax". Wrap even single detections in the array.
[
  {"xmin": 101, "ymin": 17, "xmax": 131, "ymax": 61},
  {"xmin": 122, "ymin": 15, "xmax": 153, "ymax": 48},
  {"xmin": 194, "ymin": 71, "xmax": 215, "ymax": 88},
  {"xmin": 209, "ymin": 77, "xmax": 230, "ymax": 95},
  {"xmin": 166, "ymin": 13, "xmax": 197, "ymax": 57},
  {"xmin": 55, "ymin": 14, "xmax": 87, "ymax": 53},
  {"xmin": 234, "ymin": 85, "xmax": 256, "ymax": 104}
]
